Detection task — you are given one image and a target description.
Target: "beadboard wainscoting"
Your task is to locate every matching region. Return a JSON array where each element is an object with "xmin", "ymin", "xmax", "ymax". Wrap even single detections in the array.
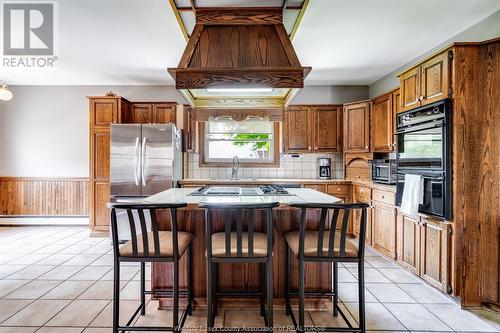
[
  {"xmin": 0, "ymin": 177, "xmax": 89, "ymax": 216},
  {"xmin": 187, "ymin": 153, "xmax": 343, "ymax": 180}
]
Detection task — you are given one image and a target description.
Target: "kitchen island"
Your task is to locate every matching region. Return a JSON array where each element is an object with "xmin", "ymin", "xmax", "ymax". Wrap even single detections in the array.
[{"xmin": 143, "ymin": 187, "xmax": 344, "ymax": 309}]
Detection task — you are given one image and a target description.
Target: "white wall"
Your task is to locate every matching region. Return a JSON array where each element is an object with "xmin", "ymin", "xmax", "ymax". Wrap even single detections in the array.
[
  {"xmin": 0, "ymin": 85, "xmax": 368, "ymax": 177},
  {"xmin": 369, "ymin": 10, "xmax": 500, "ymax": 98}
]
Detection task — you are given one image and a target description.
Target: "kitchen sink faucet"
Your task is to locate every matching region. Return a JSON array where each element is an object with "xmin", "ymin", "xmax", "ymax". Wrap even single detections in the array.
[{"xmin": 231, "ymin": 156, "xmax": 239, "ymax": 179}]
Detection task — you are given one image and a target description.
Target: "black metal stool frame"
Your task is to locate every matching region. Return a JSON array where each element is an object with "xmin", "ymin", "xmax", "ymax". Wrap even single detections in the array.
[
  {"xmin": 109, "ymin": 202, "xmax": 193, "ymax": 333},
  {"xmin": 200, "ymin": 201, "xmax": 280, "ymax": 332},
  {"xmin": 285, "ymin": 202, "xmax": 369, "ymax": 333}
]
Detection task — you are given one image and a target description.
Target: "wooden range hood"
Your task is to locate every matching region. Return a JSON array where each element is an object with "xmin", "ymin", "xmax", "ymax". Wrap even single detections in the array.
[{"xmin": 168, "ymin": 7, "xmax": 311, "ymax": 109}]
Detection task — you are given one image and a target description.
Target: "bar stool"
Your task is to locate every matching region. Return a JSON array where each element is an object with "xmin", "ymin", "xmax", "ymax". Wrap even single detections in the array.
[
  {"xmin": 108, "ymin": 202, "xmax": 193, "ymax": 333},
  {"xmin": 199, "ymin": 200, "xmax": 280, "ymax": 332},
  {"xmin": 284, "ymin": 202, "xmax": 369, "ymax": 333}
]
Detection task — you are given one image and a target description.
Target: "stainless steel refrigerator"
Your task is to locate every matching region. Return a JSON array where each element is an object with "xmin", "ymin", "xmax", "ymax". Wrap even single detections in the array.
[{"xmin": 110, "ymin": 124, "xmax": 182, "ymax": 240}]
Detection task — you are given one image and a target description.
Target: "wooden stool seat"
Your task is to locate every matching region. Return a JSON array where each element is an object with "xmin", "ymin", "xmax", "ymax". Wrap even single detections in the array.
[
  {"xmin": 211, "ymin": 232, "xmax": 268, "ymax": 257},
  {"xmin": 120, "ymin": 231, "xmax": 193, "ymax": 257},
  {"xmin": 285, "ymin": 231, "xmax": 359, "ymax": 257}
]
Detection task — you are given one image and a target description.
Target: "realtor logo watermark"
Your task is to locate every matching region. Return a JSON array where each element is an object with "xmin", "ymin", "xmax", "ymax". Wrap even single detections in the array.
[{"xmin": 2, "ymin": 1, "xmax": 58, "ymax": 67}]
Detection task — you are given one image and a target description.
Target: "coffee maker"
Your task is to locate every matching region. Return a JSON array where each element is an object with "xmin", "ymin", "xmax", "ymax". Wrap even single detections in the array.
[{"xmin": 317, "ymin": 158, "xmax": 332, "ymax": 179}]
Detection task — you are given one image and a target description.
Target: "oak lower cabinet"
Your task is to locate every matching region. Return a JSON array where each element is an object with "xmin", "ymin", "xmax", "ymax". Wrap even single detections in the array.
[
  {"xmin": 343, "ymin": 101, "xmax": 370, "ymax": 152},
  {"xmin": 396, "ymin": 210, "xmax": 451, "ymax": 292},
  {"xmin": 372, "ymin": 200, "xmax": 397, "ymax": 259},
  {"xmin": 284, "ymin": 105, "xmax": 342, "ymax": 153}
]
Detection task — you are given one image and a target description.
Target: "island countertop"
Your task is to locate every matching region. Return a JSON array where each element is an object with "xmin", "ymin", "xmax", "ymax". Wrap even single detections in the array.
[
  {"xmin": 143, "ymin": 187, "xmax": 345, "ymax": 309},
  {"xmin": 143, "ymin": 187, "xmax": 343, "ymax": 207}
]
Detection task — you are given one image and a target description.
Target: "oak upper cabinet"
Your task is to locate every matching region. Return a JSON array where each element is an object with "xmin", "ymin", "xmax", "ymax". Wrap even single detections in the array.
[
  {"xmin": 312, "ymin": 105, "xmax": 342, "ymax": 152},
  {"xmin": 154, "ymin": 103, "xmax": 177, "ymax": 124},
  {"xmin": 399, "ymin": 50, "xmax": 451, "ymax": 112},
  {"xmin": 284, "ymin": 105, "xmax": 342, "ymax": 153},
  {"xmin": 89, "ymin": 97, "xmax": 129, "ymax": 126},
  {"xmin": 420, "ymin": 52, "xmax": 450, "ymax": 106},
  {"xmin": 343, "ymin": 101, "xmax": 370, "ymax": 152},
  {"xmin": 371, "ymin": 189, "xmax": 397, "ymax": 259},
  {"xmin": 131, "ymin": 102, "xmax": 177, "ymax": 124},
  {"xmin": 132, "ymin": 103, "xmax": 153, "ymax": 123},
  {"xmin": 371, "ymin": 93, "xmax": 394, "ymax": 152},
  {"xmin": 284, "ymin": 106, "xmax": 311, "ymax": 152}
]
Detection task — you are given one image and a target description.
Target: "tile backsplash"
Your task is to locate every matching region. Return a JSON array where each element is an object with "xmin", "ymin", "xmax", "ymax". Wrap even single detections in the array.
[{"xmin": 186, "ymin": 153, "xmax": 344, "ymax": 179}]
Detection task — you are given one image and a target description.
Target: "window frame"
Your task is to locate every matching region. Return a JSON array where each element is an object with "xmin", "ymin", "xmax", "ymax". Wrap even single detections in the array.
[{"xmin": 199, "ymin": 121, "xmax": 280, "ymax": 167}]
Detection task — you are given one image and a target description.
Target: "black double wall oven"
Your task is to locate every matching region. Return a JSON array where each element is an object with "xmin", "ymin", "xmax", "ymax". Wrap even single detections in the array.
[{"xmin": 395, "ymin": 99, "xmax": 452, "ymax": 220}]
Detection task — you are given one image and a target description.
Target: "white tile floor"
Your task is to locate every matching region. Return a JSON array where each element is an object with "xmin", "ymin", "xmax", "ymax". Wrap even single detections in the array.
[{"xmin": 0, "ymin": 226, "xmax": 498, "ymax": 332}]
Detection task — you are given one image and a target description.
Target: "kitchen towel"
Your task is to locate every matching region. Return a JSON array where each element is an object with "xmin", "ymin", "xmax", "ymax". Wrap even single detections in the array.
[{"xmin": 400, "ymin": 174, "xmax": 424, "ymax": 218}]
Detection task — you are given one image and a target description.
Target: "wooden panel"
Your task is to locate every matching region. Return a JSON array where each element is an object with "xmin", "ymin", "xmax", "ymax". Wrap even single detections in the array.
[
  {"xmin": 372, "ymin": 189, "xmax": 395, "ymax": 206},
  {"xmin": 343, "ymin": 102, "xmax": 370, "ymax": 152},
  {"xmin": 154, "ymin": 103, "xmax": 177, "ymax": 124},
  {"xmin": 372, "ymin": 203, "xmax": 397, "ymax": 259},
  {"xmin": 345, "ymin": 153, "xmax": 372, "ymax": 181},
  {"xmin": 92, "ymin": 129, "xmax": 110, "ymax": 180},
  {"xmin": 194, "ymin": 108, "xmax": 283, "ymax": 122},
  {"xmin": 131, "ymin": 104, "xmax": 153, "ymax": 124},
  {"xmin": 0, "ymin": 177, "xmax": 88, "ymax": 216},
  {"xmin": 313, "ymin": 105, "xmax": 342, "ymax": 152},
  {"xmin": 420, "ymin": 51, "xmax": 450, "ymax": 106},
  {"xmin": 392, "ymin": 89, "xmax": 401, "ymax": 114},
  {"xmin": 283, "ymin": 106, "xmax": 311, "ymax": 152},
  {"xmin": 397, "ymin": 212, "xmax": 420, "ymax": 275},
  {"xmin": 195, "ymin": 8, "xmax": 283, "ymax": 25},
  {"xmin": 400, "ymin": 67, "xmax": 420, "ymax": 112},
  {"xmin": 478, "ymin": 41, "xmax": 500, "ymax": 306},
  {"xmin": 420, "ymin": 218, "xmax": 450, "ymax": 292},
  {"xmin": 90, "ymin": 98, "xmax": 117, "ymax": 126},
  {"xmin": 183, "ymin": 105, "xmax": 196, "ymax": 152},
  {"xmin": 371, "ymin": 93, "xmax": 394, "ymax": 152},
  {"xmin": 93, "ymin": 182, "xmax": 110, "ymax": 227}
]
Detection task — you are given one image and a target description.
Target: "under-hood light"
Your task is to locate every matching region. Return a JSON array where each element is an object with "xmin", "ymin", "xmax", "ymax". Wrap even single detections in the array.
[{"xmin": 206, "ymin": 88, "xmax": 274, "ymax": 93}]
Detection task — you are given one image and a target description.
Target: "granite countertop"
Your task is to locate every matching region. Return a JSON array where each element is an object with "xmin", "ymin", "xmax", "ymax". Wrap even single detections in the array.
[
  {"xmin": 179, "ymin": 178, "xmax": 396, "ymax": 193},
  {"xmin": 143, "ymin": 187, "xmax": 343, "ymax": 208}
]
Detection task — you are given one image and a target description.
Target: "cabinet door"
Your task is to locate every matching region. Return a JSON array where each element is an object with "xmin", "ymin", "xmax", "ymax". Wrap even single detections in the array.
[
  {"xmin": 90, "ymin": 98, "xmax": 118, "ymax": 126},
  {"xmin": 304, "ymin": 184, "xmax": 326, "ymax": 193},
  {"xmin": 93, "ymin": 182, "xmax": 110, "ymax": 228},
  {"xmin": 371, "ymin": 93, "xmax": 394, "ymax": 152},
  {"xmin": 353, "ymin": 201, "xmax": 372, "ymax": 246},
  {"xmin": 397, "ymin": 212, "xmax": 420, "ymax": 274},
  {"xmin": 400, "ymin": 67, "xmax": 421, "ymax": 112},
  {"xmin": 313, "ymin": 105, "xmax": 342, "ymax": 152},
  {"xmin": 154, "ymin": 103, "xmax": 176, "ymax": 124},
  {"xmin": 420, "ymin": 218, "xmax": 450, "ymax": 292},
  {"xmin": 420, "ymin": 52, "xmax": 449, "ymax": 106},
  {"xmin": 392, "ymin": 89, "xmax": 400, "ymax": 141},
  {"xmin": 91, "ymin": 129, "xmax": 110, "ymax": 180},
  {"xmin": 284, "ymin": 106, "xmax": 311, "ymax": 152},
  {"xmin": 372, "ymin": 203, "xmax": 397, "ymax": 259},
  {"xmin": 183, "ymin": 105, "xmax": 196, "ymax": 152},
  {"xmin": 343, "ymin": 102, "xmax": 370, "ymax": 152},
  {"xmin": 132, "ymin": 104, "xmax": 153, "ymax": 124}
]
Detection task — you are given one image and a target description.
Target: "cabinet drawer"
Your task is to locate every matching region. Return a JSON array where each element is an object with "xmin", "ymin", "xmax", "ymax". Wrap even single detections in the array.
[
  {"xmin": 353, "ymin": 185, "xmax": 371, "ymax": 202},
  {"xmin": 327, "ymin": 184, "xmax": 350, "ymax": 196},
  {"xmin": 372, "ymin": 189, "xmax": 395, "ymax": 205}
]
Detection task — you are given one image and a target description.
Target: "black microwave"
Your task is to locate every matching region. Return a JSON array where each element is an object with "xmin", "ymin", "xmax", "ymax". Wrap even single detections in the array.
[{"xmin": 370, "ymin": 159, "xmax": 397, "ymax": 184}]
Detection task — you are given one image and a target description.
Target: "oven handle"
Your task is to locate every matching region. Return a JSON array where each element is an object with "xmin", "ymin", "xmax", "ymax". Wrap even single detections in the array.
[
  {"xmin": 397, "ymin": 173, "xmax": 444, "ymax": 181},
  {"xmin": 396, "ymin": 120, "xmax": 444, "ymax": 134}
]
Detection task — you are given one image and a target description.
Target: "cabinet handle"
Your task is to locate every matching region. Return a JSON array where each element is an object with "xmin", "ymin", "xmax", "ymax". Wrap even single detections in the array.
[
  {"xmin": 365, "ymin": 145, "xmax": 369, "ymax": 149},
  {"xmin": 337, "ymin": 187, "xmax": 341, "ymax": 191}
]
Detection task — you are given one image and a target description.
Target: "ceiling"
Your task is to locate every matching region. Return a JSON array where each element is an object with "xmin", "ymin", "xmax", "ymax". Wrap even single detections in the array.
[{"xmin": 2, "ymin": 0, "xmax": 499, "ymax": 86}]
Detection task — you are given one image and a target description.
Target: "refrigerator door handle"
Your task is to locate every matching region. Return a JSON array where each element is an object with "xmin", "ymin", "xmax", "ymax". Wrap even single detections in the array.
[
  {"xmin": 141, "ymin": 137, "xmax": 147, "ymax": 186},
  {"xmin": 133, "ymin": 137, "xmax": 140, "ymax": 186}
]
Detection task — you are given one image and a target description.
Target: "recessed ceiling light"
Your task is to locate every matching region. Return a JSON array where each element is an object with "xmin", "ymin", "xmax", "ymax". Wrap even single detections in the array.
[{"xmin": 206, "ymin": 88, "xmax": 274, "ymax": 93}]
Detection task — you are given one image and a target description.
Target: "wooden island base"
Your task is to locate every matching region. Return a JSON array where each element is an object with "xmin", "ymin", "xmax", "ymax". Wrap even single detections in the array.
[{"xmin": 152, "ymin": 206, "xmax": 339, "ymax": 310}]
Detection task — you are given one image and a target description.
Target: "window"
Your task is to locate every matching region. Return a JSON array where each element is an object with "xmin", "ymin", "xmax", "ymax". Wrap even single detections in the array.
[{"xmin": 200, "ymin": 117, "xmax": 279, "ymax": 167}]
